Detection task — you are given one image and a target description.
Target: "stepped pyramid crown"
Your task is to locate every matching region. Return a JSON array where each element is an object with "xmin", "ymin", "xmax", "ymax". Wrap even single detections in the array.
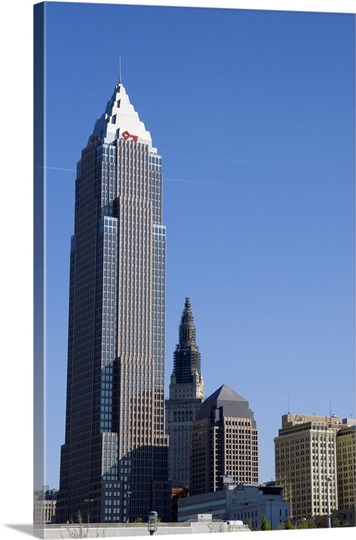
[
  {"xmin": 196, "ymin": 384, "xmax": 256, "ymax": 423},
  {"xmin": 205, "ymin": 384, "xmax": 247, "ymax": 405},
  {"xmin": 90, "ymin": 82, "xmax": 152, "ymax": 147}
]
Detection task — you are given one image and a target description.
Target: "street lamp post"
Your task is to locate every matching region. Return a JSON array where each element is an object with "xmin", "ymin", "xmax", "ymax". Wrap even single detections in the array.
[
  {"xmin": 326, "ymin": 476, "xmax": 332, "ymax": 528},
  {"xmin": 148, "ymin": 511, "xmax": 158, "ymax": 536},
  {"xmin": 84, "ymin": 499, "xmax": 94, "ymax": 523},
  {"xmin": 295, "ymin": 518, "xmax": 306, "ymax": 529}
]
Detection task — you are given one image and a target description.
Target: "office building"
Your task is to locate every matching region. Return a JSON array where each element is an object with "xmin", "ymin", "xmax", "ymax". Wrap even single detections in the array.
[
  {"xmin": 165, "ymin": 297, "xmax": 204, "ymax": 488},
  {"xmin": 56, "ymin": 80, "xmax": 170, "ymax": 523},
  {"xmin": 336, "ymin": 422, "xmax": 356, "ymax": 515},
  {"xmin": 34, "ymin": 499, "xmax": 57, "ymax": 525},
  {"xmin": 190, "ymin": 384, "xmax": 258, "ymax": 496},
  {"xmin": 274, "ymin": 413, "xmax": 344, "ymax": 520},
  {"xmin": 33, "ymin": 488, "xmax": 58, "ymax": 525}
]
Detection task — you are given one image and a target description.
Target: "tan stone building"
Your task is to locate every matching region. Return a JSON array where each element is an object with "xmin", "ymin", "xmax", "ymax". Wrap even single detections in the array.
[
  {"xmin": 274, "ymin": 413, "xmax": 343, "ymax": 520},
  {"xmin": 336, "ymin": 423, "xmax": 356, "ymax": 512},
  {"xmin": 34, "ymin": 498, "xmax": 57, "ymax": 525}
]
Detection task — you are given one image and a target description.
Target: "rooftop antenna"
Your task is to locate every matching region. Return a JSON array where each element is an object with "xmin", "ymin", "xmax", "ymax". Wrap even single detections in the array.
[{"xmin": 119, "ymin": 56, "xmax": 122, "ymax": 84}]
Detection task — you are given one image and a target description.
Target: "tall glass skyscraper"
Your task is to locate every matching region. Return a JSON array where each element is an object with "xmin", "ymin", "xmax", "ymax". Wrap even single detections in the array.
[{"xmin": 56, "ymin": 81, "xmax": 170, "ymax": 523}]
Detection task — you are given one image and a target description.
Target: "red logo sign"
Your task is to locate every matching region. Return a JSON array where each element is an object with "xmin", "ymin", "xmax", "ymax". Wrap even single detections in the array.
[{"xmin": 122, "ymin": 130, "xmax": 138, "ymax": 142}]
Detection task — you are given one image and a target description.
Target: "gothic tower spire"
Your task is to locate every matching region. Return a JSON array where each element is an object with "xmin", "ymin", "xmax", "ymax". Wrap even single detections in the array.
[
  {"xmin": 179, "ymin": 297, "xmax": 196, "ymax": 345},
  {"xmin": 173, "ymin": 297, "xmax": 202, "ymax": 384},
  {"xmin": 165, "ymin": 298, "xmax": 205, "ymax": 489}
]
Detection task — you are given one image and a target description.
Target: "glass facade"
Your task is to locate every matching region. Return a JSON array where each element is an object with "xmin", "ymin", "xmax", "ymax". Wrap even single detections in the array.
[{"xmin": 57, "ymin": 83, "xmax": 170, "ymax": 523}]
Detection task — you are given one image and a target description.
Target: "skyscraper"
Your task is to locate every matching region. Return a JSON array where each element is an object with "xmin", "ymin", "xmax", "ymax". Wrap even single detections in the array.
[
  {"xmin": 190, "ymin": 384, "xmax": 259, "ymax": 496},
  {"xmin": 56, "ymin": 81, "xmax": 170, "ymax": 523},
  {"xmin": 165, "ymin": 297, "xmax": 204, "ymax": 488}
]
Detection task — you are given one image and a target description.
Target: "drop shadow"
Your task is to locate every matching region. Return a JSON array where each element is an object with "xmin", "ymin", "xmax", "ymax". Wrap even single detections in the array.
[{"xmin": 5, "ymin": 524, "xmax": 36, "ymax": 537}]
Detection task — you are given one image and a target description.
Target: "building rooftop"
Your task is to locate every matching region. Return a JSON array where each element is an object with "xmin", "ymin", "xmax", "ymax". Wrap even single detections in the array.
[
  {"xmin": 195, "ymin": 384, "xmax": 255, "ymax": 422},
  {"xmin": 90, "ymin": 82, "xmax": 152, "ymax": 146}
]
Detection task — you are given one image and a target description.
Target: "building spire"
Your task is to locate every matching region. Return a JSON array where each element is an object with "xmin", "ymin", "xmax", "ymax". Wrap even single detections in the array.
[
  {"xmin": 166, "ymin": 298, "xmax": 205, "ymax": 488},
  {"xmin": 118, "ymin": 55, "xmax": 122, "ymax": 84},
  {"xmin": 179, "ymin": 297, "xmax": 196, "ymax": 346},
  {"xmin": 173, "ymin": 297, "xmax": 202, "ymax": 383}
]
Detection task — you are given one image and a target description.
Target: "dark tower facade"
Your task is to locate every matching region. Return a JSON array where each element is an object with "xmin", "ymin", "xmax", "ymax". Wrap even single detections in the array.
[
  {"xmin": 190, "ymin": 384, "xmax": 258, "ymax": 496},
  {"xmin": 56, "ymin": 81, "xmax": 170, "ymax": 523},
  {"xmin": 165, "ymin": 298, "xmax": 204, "ymax": 488}
]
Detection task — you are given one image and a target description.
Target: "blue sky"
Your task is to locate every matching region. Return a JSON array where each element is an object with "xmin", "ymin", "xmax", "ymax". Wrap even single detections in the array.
[
  {"xmin": 44, "ymin": 2, "xmax": 355, "ymax": 491},
  {"xmin": 1, "ymin": 3, "xmax": 355, "ymax": 536}
]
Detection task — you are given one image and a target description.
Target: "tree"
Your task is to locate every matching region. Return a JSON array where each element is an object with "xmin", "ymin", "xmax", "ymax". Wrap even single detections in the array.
[
  {"xmin": 284, "ymin": 517, "xmax": 295, "ymax": 529},
  {"xmin": 260, "ymin": 515, "xmax": 272, "ymax": 530},
  {"xmin": 247, "ymin": 518, "xmax": 253, "ymax": 531},
  {"xmin": 307, "ymin": 517, "xmax": 317, "ymax": 529},
  {"xmin": 60, "ymin": 511, "xmax": 106, "ymax": 539}
]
